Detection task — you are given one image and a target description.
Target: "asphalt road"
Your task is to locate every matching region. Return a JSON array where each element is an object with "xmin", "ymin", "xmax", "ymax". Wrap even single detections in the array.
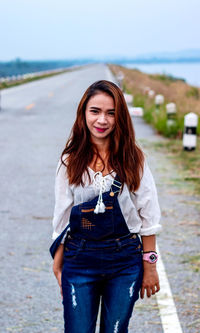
[{"xmin": 0, "ymin": 64, "xmax": 199, "ymax": 333}]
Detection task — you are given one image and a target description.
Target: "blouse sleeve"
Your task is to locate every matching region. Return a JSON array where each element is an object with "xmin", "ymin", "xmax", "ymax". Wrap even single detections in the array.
[
  {"xmin": 134, "ymin": 161, "xmax": 162, "ymax": 236},
  {"xmin": 52, "ymin": 158, "xmax": 74, "ymax": 242}
]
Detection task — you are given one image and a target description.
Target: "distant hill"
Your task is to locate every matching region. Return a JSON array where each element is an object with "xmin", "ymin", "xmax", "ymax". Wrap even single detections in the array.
[
  {"xmin": 135, "ymin": 49, "xmax": 200, "ymax": 59},
  {"xmin": 91, "ymin": 49, "xmax": 200, "ymax": 64},
  {"xmin": 108, "ymin": 49, "xmax": 200, "ymax": 64}
]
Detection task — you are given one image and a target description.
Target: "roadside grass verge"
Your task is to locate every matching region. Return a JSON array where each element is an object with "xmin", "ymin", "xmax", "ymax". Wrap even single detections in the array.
[
  {"xmin": 109, "ymin": 64, "xmax": 200, "ymax": 196},
  {"xmin": 133, "ymin": 94, "xmax": 183, "ymax": 137},
  {"xmin": 152, "ymin": 138, "xmax": 200, "ymax": 195},
  {"xmin": 0, "ymin": 66, "xmax": 80, "ymax": 90},
  {"xmin": 109, "ymin": 64, "xmax": 200, "ymax": 138},
  {"xmin": 127, "ymin": 89, "xmax": 199, "ymax": 138}
]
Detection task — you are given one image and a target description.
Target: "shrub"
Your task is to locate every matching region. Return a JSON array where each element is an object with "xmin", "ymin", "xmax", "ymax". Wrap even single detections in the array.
[{"xmin": 186, "ymin": 86, "xmax": 199, "ymax": 99}]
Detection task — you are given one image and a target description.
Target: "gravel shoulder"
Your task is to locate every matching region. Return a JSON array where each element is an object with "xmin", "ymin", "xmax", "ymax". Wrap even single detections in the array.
[{"xmin": 136, "ymin": 128, "xmax": 200, "ymax": 333}]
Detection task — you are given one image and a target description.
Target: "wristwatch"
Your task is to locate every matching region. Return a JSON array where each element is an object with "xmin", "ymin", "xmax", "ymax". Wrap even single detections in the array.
[{"xmin": 143, "ymin": 252, "xmax": 158, "ymax": 264}]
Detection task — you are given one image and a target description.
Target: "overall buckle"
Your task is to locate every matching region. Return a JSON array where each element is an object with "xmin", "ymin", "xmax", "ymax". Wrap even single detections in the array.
[{"xmin": 110, "ymin": 179, "xmax": 122, "ymax": 197}]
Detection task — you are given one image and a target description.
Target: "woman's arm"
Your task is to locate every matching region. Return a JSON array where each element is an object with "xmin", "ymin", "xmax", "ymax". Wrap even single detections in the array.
[
  {"xmin": 53, "ymin": 244, "xmax": 64, "ymax": 297},
  {"xmin": 140, "ymin": 235, "xmax": 160, "ymax": 299},
  {"xmin": 51, "ymin": 158, "xmax": 74, "ymax": 296},
  {"xmin": 133, "ymin": 161, "xmax": 161, "ymax": 298},
  {"xmin": 52, "ymin": 157, "xmax": 73, "ymax": 242}
]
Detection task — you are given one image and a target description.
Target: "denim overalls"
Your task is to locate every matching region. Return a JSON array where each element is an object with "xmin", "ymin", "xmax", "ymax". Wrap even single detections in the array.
[{"xmin": 58, "ymin": 175, "xmax": 143, "ymax": 333}]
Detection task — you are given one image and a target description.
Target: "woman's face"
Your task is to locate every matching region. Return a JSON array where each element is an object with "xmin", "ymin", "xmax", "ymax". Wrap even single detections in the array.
[{"xmin": 85, "ymin": 92, "xmax": 115, "ymax": 144}]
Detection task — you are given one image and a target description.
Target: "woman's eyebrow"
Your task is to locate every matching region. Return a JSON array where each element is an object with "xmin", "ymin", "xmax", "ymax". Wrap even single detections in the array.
[{"xmin": 89, "ymin": 106, "xmax": 115, "ymax": 111}]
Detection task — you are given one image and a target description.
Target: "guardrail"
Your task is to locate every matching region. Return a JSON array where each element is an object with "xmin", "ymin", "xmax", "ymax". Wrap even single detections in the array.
[{"xmin": 0, "ymin": 67, "xmax": 68, "ymax": 84}]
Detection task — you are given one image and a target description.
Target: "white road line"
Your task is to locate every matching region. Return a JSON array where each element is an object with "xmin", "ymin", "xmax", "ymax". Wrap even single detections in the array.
[{"xmin": 156, "ymin": 245, "xmax": 183, "ymax": 332}]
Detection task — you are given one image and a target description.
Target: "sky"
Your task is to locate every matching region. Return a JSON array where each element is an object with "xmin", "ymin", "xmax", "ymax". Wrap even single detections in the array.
[{"xmin": 1, "ymin": 0, "xmax": 200, "ymax": 61}]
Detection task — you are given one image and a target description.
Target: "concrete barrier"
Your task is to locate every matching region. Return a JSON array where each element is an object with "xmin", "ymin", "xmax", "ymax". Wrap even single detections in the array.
[
  {"xmin": 124, "ymin": 93, "xmax": 133, "ymax": 105},
  {"xmin": 183, "ymin": 112, "xmax": 198, "ymax": 151},
  {"xmin": 166, "ymin": 103, "xmax": 177, "ymax": 127},
  {"xmin": 155, "ymin": 94, "xmax": 164, "ymax": 106},
  {"xmin": 129, "ymin": 106, "xmax": 144, "ymax": 117}
]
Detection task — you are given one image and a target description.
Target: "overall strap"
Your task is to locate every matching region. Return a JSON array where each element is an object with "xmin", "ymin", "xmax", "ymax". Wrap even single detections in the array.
[
  {"xmin": 110, "ymin": 174, "xmax": 122, "ymax": 197},
  {"xmin": 49, "ymin": 223, "xmax": 70, "ymax": 259}
]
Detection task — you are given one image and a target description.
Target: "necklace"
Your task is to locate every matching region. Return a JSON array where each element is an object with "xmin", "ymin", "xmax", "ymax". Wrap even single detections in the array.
[
  {"xmin": 96, "ymin": 160, "xmax": 103, "ymax": 167},
  {"xmin": 94, "ymin": 153, "xmax": 109, "ymax": 172}
]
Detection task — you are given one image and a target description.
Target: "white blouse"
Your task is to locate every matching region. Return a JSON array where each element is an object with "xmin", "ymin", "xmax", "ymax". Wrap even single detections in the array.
[{"xmin": 52, "ymin": 159, "xmax": 162, "ymax": 242}]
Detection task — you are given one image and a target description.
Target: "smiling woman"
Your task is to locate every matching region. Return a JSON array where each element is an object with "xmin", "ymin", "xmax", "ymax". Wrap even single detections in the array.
[
  {"xmin": 85, "ymin": 93, "xmax": 115, "ymax": 138},
  {"xmin": 50, "ymin": 80, "xmax": 161, "ymax": 333}
]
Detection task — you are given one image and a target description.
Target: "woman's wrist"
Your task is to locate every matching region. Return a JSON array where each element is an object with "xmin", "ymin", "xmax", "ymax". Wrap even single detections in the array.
[
  {"xmin": 143, "ymin": 260, "xmax": 157, "ymax": 271},
  {"xmin": 143, "ymin": 251, "xmax": 158, "ymax": 264}
]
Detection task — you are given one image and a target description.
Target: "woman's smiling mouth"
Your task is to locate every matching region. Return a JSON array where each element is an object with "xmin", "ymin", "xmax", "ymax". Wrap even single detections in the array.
[{"xmin": 94, "ymin": 127, "xmax": 108, "ymax": 133}]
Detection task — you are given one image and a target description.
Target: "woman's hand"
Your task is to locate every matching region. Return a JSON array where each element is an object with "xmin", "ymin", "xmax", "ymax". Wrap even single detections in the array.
[
  {"xmin": 53, "ymin": 269, "xmax": 63, "ymax": 297},
  {"xmin": 140, "ymin": 262, "xmax": 160, "ymax": 299},
  {"xmin": 53, "ymin": 244, "xmax": 64, "ymax": 298}
]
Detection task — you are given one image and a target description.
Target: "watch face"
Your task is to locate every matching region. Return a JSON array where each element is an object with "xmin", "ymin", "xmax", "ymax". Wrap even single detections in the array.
[{"xmin": 150, "ymin": 254, "xmax": 157, "ymax": 263}]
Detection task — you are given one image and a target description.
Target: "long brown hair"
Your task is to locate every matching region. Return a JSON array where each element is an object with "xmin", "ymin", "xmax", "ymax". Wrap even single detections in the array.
[{"xmin": 60, "ymin": 80, "xmax": 144, "ymax": 192}]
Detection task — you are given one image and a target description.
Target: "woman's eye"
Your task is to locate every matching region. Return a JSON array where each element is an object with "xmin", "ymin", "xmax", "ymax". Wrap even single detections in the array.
[
  {"xmin": 108, "ymin": 112, "xmax": 115, "ymax": 116},
  {"xmin": 90, "ymin": 110, "xmax": 98, "ymax": 114}
]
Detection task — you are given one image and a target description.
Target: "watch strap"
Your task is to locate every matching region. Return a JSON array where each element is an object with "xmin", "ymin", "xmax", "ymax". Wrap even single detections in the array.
[{"xmin": 143, "ymin": 251, "xmax": 158, "ymax": 263}]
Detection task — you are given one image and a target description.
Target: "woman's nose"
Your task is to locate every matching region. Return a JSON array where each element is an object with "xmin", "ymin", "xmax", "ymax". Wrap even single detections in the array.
[{"xmin": 97, "ymin": 114, "xmax": 107, "ymax": 123}]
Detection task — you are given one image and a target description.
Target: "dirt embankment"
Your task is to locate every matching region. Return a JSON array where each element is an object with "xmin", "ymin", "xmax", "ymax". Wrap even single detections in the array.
[{"xmin": 109, "ymin": 64, "xmax": 200, "ymax": 117}]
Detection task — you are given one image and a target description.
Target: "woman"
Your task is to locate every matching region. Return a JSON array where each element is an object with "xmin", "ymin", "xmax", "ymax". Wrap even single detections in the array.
[{"xmin": 50, "ymin": 80, "xmax": 161, "ymax": 333}]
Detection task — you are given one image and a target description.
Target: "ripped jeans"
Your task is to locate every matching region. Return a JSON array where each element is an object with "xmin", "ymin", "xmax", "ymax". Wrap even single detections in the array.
[{"xmin": 61, "ymin": 233, "xmax": 143, "ymax": 333}]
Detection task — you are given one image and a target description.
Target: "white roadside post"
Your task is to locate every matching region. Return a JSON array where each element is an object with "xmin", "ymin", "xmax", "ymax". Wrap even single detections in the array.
[
  {"xmin": 123, "ymin": 93, "xmax": 142, "ymax": 117},
  {"xmin": 183, "ymin": 113, "xmax": 198, "ymax": 151},
  {"xmin": 129, "ymin": 107, "xmax": 144, "ymax": 117},
  {"xmin": 166, "ymin": 103, "xmax": 177, "ymax": 127},
  {"xmin": 148, "ymin": 90, "xmax": 155, "ymax": 98},
  {"xmin": 155, "ymin": 94, "xmax": 164, "ymax": 109},
  {"xmin": 124, "ymin": 93, "xmax": 133, "ymax": 106},
  {"xmin": 123, "ymin": 93, "xmax": 143, "ymax": 117}
]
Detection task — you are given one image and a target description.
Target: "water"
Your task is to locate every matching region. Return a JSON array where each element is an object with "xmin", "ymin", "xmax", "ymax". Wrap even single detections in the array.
[
  {"xmin": 0, "ymin": 59, "xmax": 92, "ymax": 77},
  {"xmin": 123, "ymin": 62, "xmax": 200, "ymax": 87},
  {"xmin": 1, "ymin": 60, "xmax": 200, "ymax": 87}
]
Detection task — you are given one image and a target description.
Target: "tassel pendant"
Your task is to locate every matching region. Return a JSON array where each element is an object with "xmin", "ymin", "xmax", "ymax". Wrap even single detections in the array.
[
  {"xmin": 99, "ymin": 202, "xmax": 106, "ymax": 213},
  {"xmin": 94, "ymin": 202, "xmax": 100, "ymax": 214},
  {"xmin": 94, "ymin": 201, "xmax": 105, "ymax": 214},
  {"xmin": 93, "ymin": 173, "xmax": 106, "ymax": 214}
]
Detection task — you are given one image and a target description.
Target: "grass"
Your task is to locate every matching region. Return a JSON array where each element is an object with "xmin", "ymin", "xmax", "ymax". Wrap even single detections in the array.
[
  {"xmin": 186, "ymin": 86, "xmax": 200, "ymax": 99},
  {"xmin": 109, "ymin": 63, "xmax": 200, "ymax": 138},
  {"xmin": 133, "ymin": 90, "xmax": 200, "ymax": 138},
  {"xmin": 149, "ymin": 73, "xmax": 186, "ymax": 84},
  {"xmin": 109, "ymin": 64, "xmax": 200, "ymax": 193},
  {"xmin": 152, "ymin": 138, "xmax": 200, "ymax": 195},
  {"xmin": 128, "ymin": 91, "xmax": 187, "ymax": 138}
]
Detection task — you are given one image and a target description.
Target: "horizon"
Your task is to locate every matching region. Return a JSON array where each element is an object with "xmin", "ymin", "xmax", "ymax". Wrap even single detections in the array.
[{"xmin": 1, "ymin": 47, "xmax": 200, "ymax": 63}]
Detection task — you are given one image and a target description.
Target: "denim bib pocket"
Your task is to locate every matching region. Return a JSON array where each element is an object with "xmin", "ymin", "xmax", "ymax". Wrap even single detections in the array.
[{"xmin": 78, "ymin": 201, "xmax": 114, "ymax": 240}]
